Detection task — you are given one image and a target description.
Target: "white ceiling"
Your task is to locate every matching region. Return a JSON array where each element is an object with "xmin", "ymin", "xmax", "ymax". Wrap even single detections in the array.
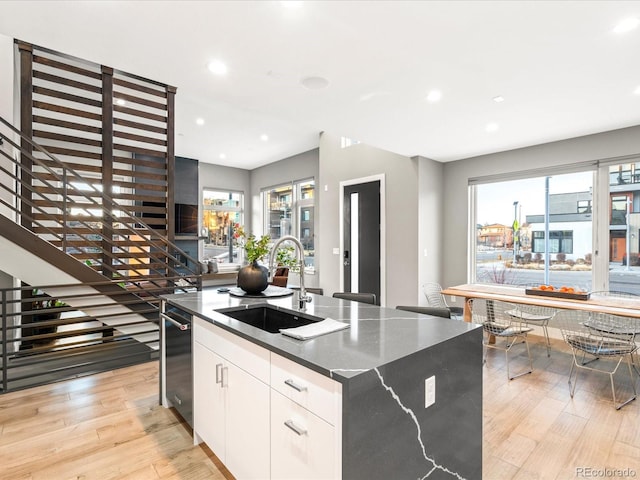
[{"xmin": 2, "ymin": 1, "xmax": 640, "ymax": 169}]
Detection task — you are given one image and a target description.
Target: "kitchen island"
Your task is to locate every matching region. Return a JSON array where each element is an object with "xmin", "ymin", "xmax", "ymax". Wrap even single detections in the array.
[{"xmin": 161, "ymin": 289, "xmax": 482, "ymax": 480}]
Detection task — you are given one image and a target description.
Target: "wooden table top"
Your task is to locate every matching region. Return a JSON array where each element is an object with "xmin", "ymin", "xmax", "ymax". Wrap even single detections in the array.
[{"xmin": 442, "ymin": 283, "xmax": 640, "ymax": 318}]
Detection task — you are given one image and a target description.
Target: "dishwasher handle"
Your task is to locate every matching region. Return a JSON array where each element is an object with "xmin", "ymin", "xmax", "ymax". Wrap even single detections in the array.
[{"xmin": 161, "ymin": 312, "xmax": 190, "ymax": 331}]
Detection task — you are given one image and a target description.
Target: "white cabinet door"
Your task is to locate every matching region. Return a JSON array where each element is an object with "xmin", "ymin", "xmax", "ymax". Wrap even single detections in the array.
[
  {"xmin": 271, "ymin": 389, "xmax": 336, "ymax": 480},
  {"xmin": 225, "ymin": 361, "xmax": 270, "ymax": 479},
  {"xmin": 193, "ymin": 341, "xmax": 226, "ymax": 460}
]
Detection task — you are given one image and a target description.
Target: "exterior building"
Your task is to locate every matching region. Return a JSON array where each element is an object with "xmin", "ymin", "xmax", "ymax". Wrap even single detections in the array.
[
  {"xmin": 477, "ymin": 223, "xmax": 513, "ymax": 248},
  {"xmin": 526, "ymin": 163, "xmax": 640, "ymax": 263}
]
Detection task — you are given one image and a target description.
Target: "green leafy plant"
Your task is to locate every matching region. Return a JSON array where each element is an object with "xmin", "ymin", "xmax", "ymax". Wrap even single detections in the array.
[
  {"xmin": 275, "ymin": 245, "xmax": 297, "ymax": 266},
  {"xmin": 233, "ymin": 224, "xmax": 270, "ymax": 264},
  {"xmin": 32, "ymin": 289, "xmax": 67, "ymax": 309}
]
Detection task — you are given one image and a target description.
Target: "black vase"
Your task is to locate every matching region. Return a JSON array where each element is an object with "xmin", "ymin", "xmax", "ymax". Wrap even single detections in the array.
[{"xmin": 237, "ymin": 261, "xmax": 269, "ymax": 294}]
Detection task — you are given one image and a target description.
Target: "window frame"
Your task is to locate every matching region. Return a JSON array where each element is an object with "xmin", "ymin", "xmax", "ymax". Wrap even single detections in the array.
[
  {"xmin": 201, "ymin": 188, "xmax": 245, "ymax": 259},
  {"xmin": 262, "ymin": 178, "xmax": 316, "ymax": 267},
  {"xmin": 469, "ymin": 166, "xmax": 600, "ymax": 288}
]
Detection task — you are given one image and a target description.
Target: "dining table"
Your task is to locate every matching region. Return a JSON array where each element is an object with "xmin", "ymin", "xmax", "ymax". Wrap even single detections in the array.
[
  {"xmin": 441, "ymin": 283, "xmax": 640, "ymax": 322},
  {"xmin": 442, "ymin": 284, "xmax": 640, "ymax": 352}
]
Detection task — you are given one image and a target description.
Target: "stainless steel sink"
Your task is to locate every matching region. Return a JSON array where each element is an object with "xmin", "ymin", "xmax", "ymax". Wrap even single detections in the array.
[{"xmin": 220, "ymin": 305, "xmax": 322, "ymax": 333}]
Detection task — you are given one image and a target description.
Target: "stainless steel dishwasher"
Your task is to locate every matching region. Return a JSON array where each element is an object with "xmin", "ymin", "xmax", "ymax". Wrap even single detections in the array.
[{"xmin": 161, "ymin": 303, "xmax": 193, "ymax": 427}]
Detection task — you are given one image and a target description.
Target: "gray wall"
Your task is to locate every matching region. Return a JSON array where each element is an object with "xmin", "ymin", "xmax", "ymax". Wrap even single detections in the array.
[
  {"xmin": 249, "ymin": 148, "xmax": 319, "ymax": 287},
  {"xmin": 200, "ymin": 162, "xmax": 251, "ymax": 213},
  {"xmin": 417, "ymin": 155, "xmax": 445, "ymax": 304},
  {"xmin": 318, "ymin": 131, "xmax": 419, "ymax": 307},
  {"xmin": 442, "ymin": 124, "xmax": 640, "ymax": 290},
  {"xmin": 249, "ymin": 148, "xmax": 319, "ymax": 234}
]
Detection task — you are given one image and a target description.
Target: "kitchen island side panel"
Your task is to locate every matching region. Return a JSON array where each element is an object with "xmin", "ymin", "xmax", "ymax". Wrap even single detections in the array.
[{"xmin": 342, "ymin": 327, "xmax": 482, "ymax": 480}]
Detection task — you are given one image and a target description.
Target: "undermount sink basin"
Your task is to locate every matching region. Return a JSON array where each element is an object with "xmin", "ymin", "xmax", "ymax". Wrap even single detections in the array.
[{"xmin": 220, "ymin": 305, "xmax": 322, "ymax": 334}]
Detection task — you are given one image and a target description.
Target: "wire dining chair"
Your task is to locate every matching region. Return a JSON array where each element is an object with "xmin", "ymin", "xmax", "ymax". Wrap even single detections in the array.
[
  {"xmin": 422, "ymin": 283, "xmax": 464, "ymax": 320},
  {"xmin": 471, "ymin": 298, "xmax": 533, "ymax": 381},
  {"xmin": 556, "ymin": 309, "xmax": 638, "ymax": 410},
  {"xmin": 506, "ymin": 304, "xmax": 557, "ymax": 357}
]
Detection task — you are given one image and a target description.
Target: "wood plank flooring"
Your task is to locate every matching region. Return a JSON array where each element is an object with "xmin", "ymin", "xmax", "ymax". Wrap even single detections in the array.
[
  {"xmin": 0, "ymin": 336, "xmax": 639, "ymax": 479},
  {"xmin": 483, "ymin": 336, "xmax": 640, "ymax": 480},
  {"xmin": 0, "ymin": 362, "xmax": 228, "ymax": 480}
]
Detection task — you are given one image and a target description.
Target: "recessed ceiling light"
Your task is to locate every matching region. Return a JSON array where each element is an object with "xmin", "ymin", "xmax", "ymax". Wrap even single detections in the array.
[
  {"xmin": 425, "ymin": 90, "xmax": 442, "ymax": 103},
  {"xmin": 493, "ymin": 96, "xmax": 505, "ymax": 103},
  {"xmin": 613, "ymin": 17, "xmax": 639, "ymax": 34},
  {"xmin": 115, "ymin": 98, "xmax": 126, "ymax": 106},
  {"xmin": 485, "ymin": 122, "xmax": 499, "ymax": 133},
  {"xmin": 634, "ymin": 85, "xmax": 640, "ymax": 95},
  {"xmin": 260, "ymin": 134, "xmax": 269, "ymax": 141},
  {"xmin": 207, "ymin": 60, "xmax": 228, "ymax": 75},
  {"xmin": 300, "ymin": 76, "xmax": 329, "ymax": 90},
  {"xmin": 196, "ymin": 118, "xmax": 205, "ymax": 126},
  {"xmin": 219, "ymin": 153, "xmax": 226, "ymax": 160}
]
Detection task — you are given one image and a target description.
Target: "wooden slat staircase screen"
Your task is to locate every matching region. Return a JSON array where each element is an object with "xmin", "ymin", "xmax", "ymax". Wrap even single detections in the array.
[{"xmin": 18, "ymin": 41, "xmax": 176, "ymax": 279}]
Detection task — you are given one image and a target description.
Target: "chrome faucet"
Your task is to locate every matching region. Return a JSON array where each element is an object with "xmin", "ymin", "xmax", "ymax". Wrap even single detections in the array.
[{"xmin": 269, "ymin": 235, "xmax": 312, "ymax": 309}]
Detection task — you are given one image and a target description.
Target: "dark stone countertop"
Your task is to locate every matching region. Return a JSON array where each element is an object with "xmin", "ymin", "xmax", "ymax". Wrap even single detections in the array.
[{"xmin": 162, "ymin": 288, "xmax": 480, "ymax": 384}]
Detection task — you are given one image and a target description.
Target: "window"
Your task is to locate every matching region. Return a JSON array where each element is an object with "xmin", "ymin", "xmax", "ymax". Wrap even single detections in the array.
[
  {"xmin": 607, "ymin": 161, "xmax": 640, "ymax": 278},
  {"xmin": 264, "ymin": 179, "xmax": 315, "ymax": 268},
  {"xmin": 202, "ymin": 189, "xmax": 243, "ymax": 263},
  {"xmin": 610, "ymin": 195, "xmax": 629, "ymax": 225},
  {"xmin": 532, "ymin": 231, "xmax": 574, "ymax": 254},
  {"xmin": 473, "ymin": 171, "xmax": 593, "ymax": 289},
  {"xmin": 577, "ymin": 200, "xmax": 591, "ymax": 214}
]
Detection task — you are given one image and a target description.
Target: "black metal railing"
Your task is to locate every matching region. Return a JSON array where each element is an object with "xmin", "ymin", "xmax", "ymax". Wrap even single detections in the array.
[
  {"xmin": 0, "ymin": 278, "xmax": 194, "ymax": 393},
  {"xmin": 0, "ymin": 115, "xmax": 208, "ymax": 392}
]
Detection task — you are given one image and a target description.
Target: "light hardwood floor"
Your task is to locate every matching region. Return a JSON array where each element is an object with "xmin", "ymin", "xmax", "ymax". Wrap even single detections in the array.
[
  {"xmin": 0, "ymin": 362, "xmax": 229, "ymax": 480},
  {"xmin": 483, "ymin": 336, "xmax": 640, "ymax": 480},
  {"xmin": 0, "ymin": 336, "xmax": 639, "ymax": 479}
]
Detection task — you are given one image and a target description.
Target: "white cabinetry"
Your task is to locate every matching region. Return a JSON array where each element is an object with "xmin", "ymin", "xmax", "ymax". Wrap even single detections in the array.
[
  {"xmin": 193, "ymin": 316, "xmax": 342, "ymax": 479},
  {"xmin": 270, "ymin": 352, "xmax": 341, "ymax": 480},
  {"xmin": 193, "ymin": 318, "xmax": 270, "ymax": 480},
  {"xmin": 271, "ymin": 389, "xmax": 336, "ymax": 479},
  {"xmin": 193, "ymin": 342, "xmax": 226, "ymax": 457}
]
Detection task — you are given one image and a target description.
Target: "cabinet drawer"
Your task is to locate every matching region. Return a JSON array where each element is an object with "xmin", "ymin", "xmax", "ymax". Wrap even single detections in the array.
[
  {"xmin": 271, "ymin": 389, "xmax": 336, "ymax": 480},
  {"xmin": 194, "ymin": 316, "xmax": 270, "ymax": 384},
  {"xmin": 271, "ymin": 352, "xmax": 340, "ymax": 425}
]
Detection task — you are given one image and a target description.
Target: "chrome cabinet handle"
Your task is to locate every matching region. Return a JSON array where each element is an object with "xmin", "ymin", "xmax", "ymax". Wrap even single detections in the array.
[
  {"xmin": 215, "ymin": 363, "xmax": 223, "ymax": 384},
  {"xmin": 221, "ymin": 366, "xmax": 228, "ymax": 388},
  {"xmin": 284, "ymin": 420, "xmax": 307, "ymax": 436},
  {"xmin": 284, "ymin": 379, "xmax": 307, "ymax": 392}
]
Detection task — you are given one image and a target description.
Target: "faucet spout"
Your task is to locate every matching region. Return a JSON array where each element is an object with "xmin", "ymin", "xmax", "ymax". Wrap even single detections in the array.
[{"xmin": 269, "ymin": 235, "xmax": 311, "ymax": 309}]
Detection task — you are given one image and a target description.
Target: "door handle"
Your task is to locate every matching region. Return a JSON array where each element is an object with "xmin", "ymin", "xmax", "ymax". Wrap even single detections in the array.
[{"xmin": 343, "ymin": 250, "xmax": 350, "ymax": 266}]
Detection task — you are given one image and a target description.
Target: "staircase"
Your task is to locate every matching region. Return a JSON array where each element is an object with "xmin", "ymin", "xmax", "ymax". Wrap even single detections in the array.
[{"xmin": 0, "ymin": 115, "xmax": 203, "ymax": 392}]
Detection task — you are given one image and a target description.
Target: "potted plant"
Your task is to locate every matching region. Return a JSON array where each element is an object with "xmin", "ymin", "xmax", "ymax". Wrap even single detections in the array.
[
  {"xmin": 22, "ymin": 290, "xmax": 67, "ymax": 349},
  {"xmin": 233, "ymin": 224, "xmax": 271, "ymax": 294}
]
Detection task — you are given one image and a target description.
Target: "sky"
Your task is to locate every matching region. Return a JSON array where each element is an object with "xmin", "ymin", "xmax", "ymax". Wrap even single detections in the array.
[{"xmin": 476, "ymin": 171, "xmax": 594, "ymax": 226}]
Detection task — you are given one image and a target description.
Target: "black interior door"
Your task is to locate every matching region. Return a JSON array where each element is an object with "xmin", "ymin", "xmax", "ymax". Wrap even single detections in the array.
[{"xmin": 343, "ymin": 181, "xmax": 381, "ymax": 304}]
